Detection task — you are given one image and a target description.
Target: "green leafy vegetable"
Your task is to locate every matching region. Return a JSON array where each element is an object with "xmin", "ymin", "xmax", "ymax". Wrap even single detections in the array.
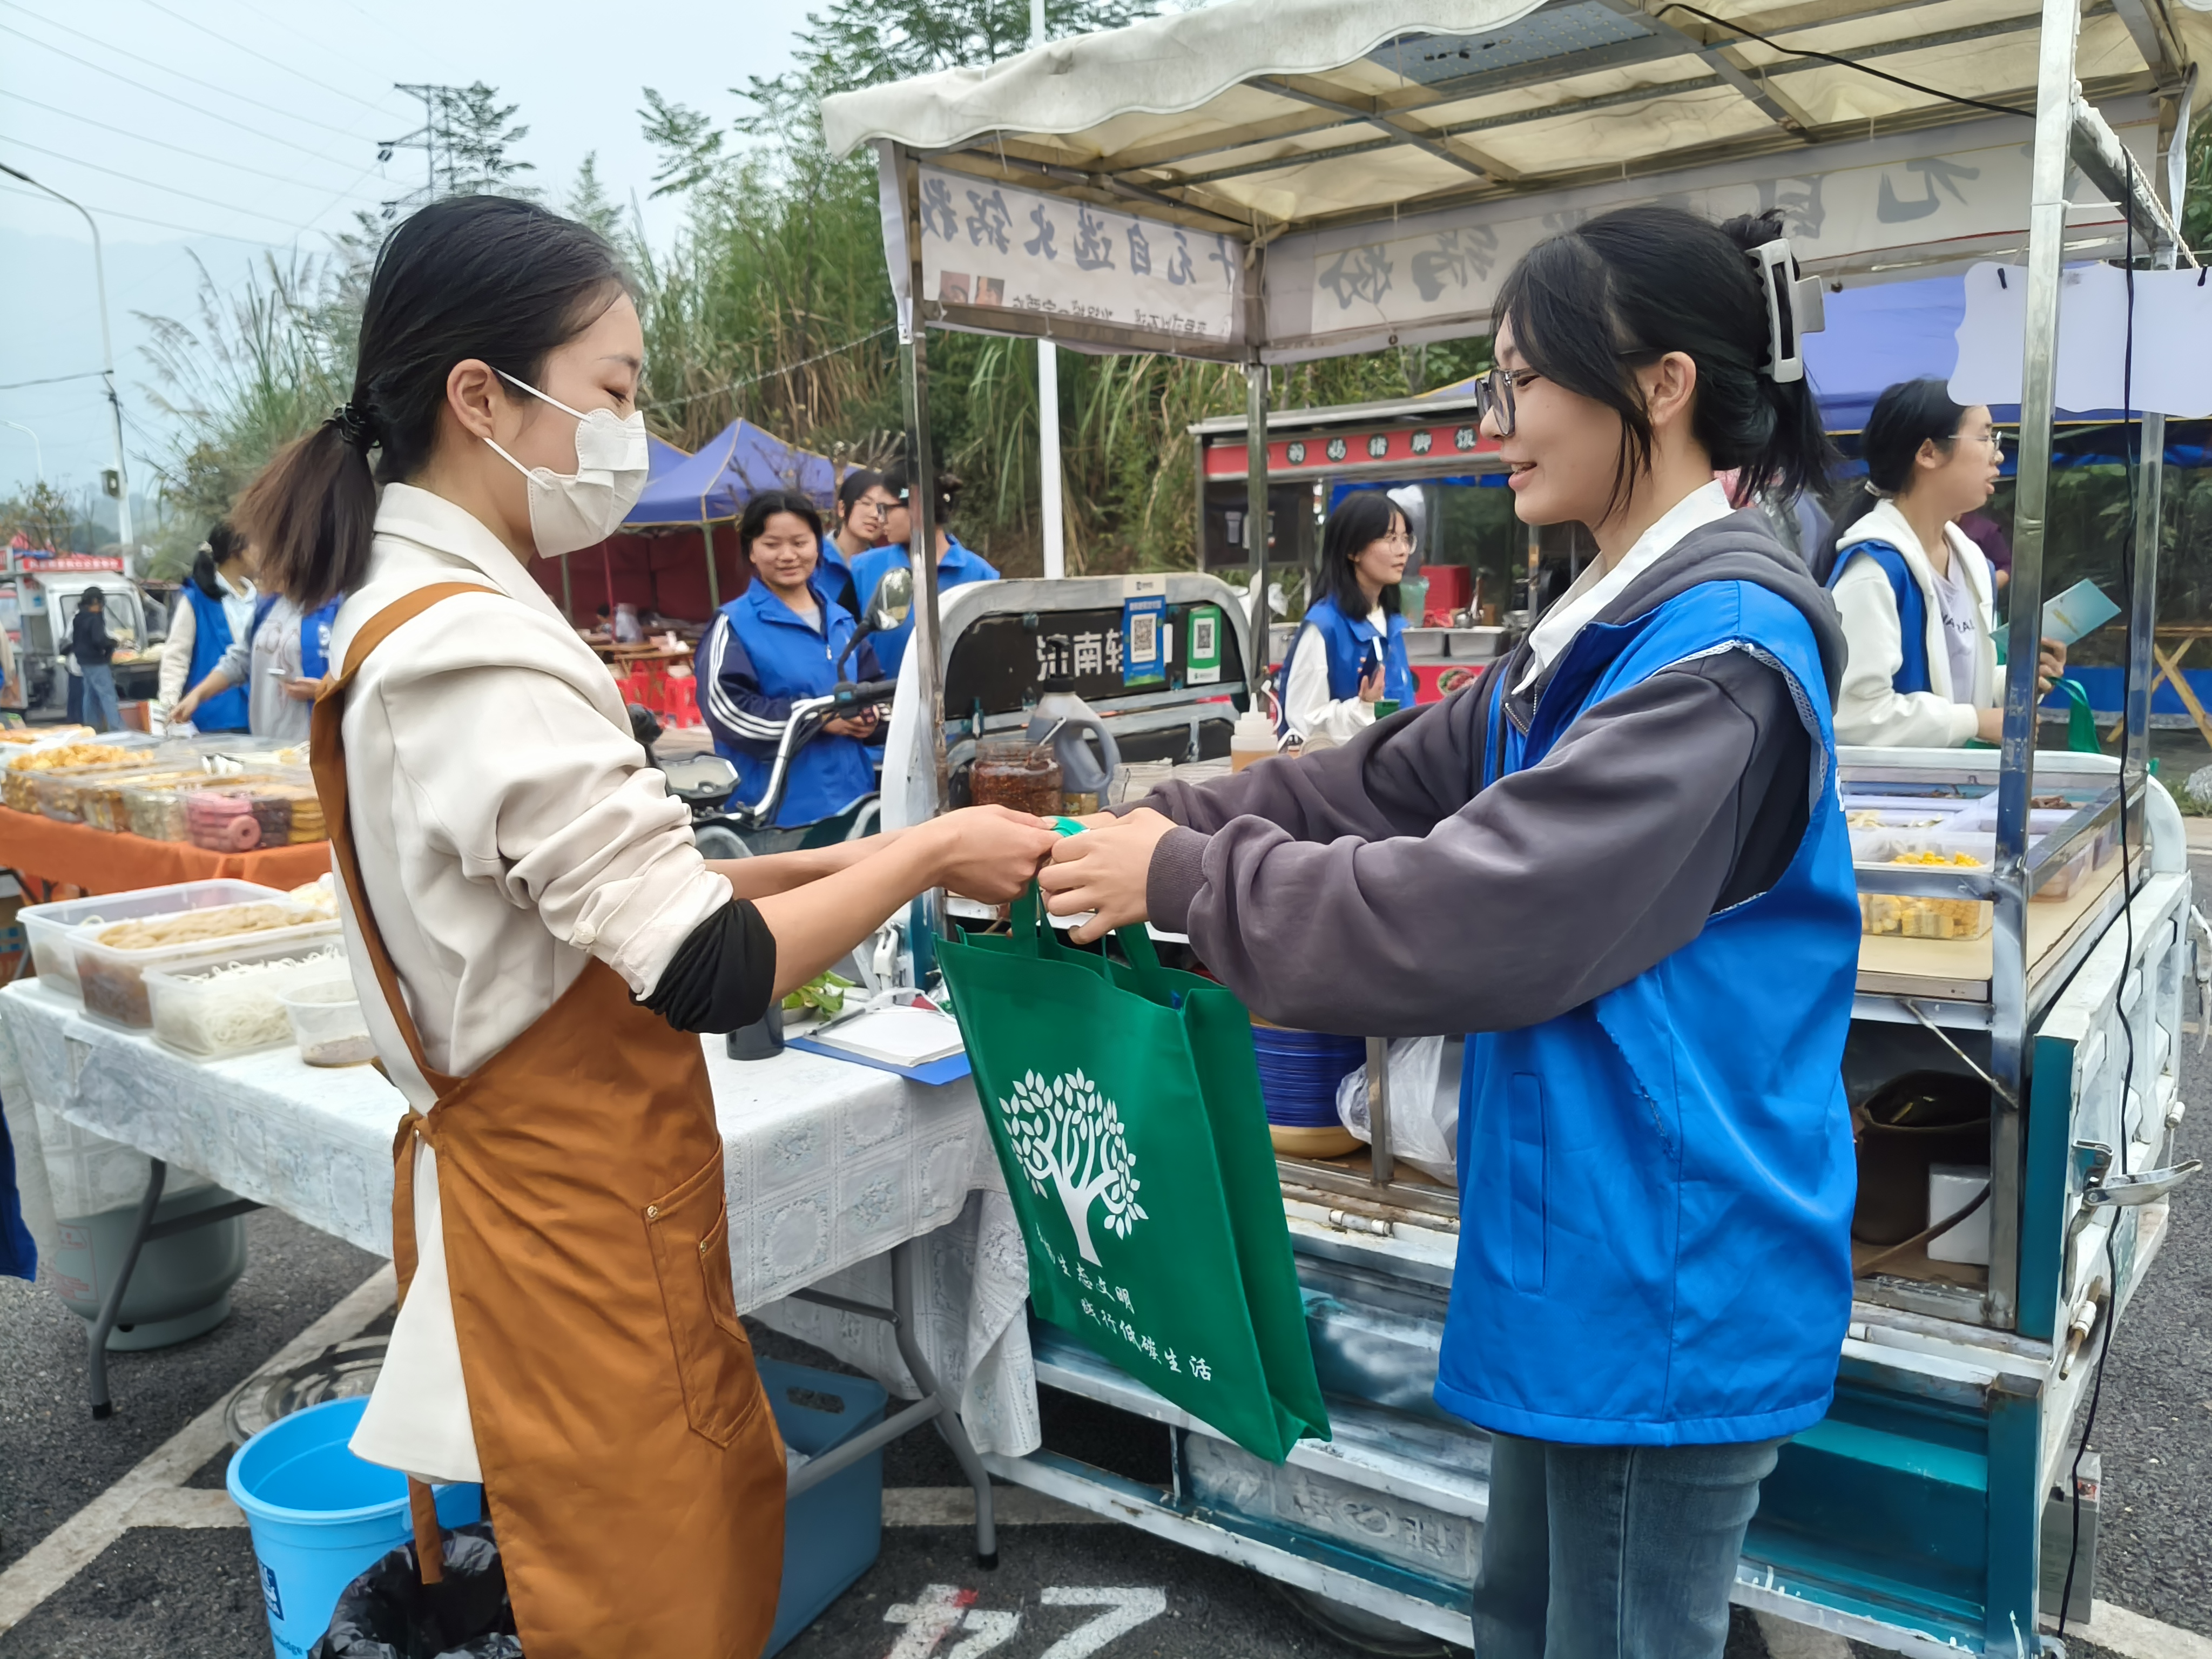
[{"xmin": 782, "ymin": 970, "xmax": 855, "ymax": 1018}]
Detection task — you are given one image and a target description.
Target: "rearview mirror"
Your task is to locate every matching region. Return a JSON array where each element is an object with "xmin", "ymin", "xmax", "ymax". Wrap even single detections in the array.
[{"xmin": 871, "ymin": 565, "xmax": 914, "ymax": 632}]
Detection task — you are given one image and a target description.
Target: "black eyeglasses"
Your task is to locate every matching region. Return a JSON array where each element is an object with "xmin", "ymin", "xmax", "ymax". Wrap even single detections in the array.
[{"xmin": 1471, "ymin": 366, "xmax": 1544, "ymax": 438}]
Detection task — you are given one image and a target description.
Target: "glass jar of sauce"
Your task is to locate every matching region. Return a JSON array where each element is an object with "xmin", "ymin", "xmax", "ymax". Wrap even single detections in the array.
[{"xmin": 969, "ymin": 738, "xmax": 1061, "ymax": 817}]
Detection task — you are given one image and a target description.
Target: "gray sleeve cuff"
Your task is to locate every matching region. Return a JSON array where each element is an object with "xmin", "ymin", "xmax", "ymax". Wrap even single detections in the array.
[{"xmin": 1146, "ymin": 826, "xmax": 1211, "ymax": 934}]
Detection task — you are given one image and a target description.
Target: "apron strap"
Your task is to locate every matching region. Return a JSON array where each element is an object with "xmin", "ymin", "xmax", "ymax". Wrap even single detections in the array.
[
  {"xmin": 311, "ymin": 583, "xmax": 491, "ymax": 1092},
  {"xmin": 407, "ymin": 1478, "xmax": 446, "ymax": 1583}
]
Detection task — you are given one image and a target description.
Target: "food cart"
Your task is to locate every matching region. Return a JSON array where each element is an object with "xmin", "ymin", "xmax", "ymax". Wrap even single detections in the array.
[{"xmin": 823, "ymin": 0, "xmax": 2206, "ymax": 1650}]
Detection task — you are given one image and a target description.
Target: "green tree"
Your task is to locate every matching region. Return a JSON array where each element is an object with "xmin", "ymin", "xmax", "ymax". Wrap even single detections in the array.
[
  {"xmin": 565, "ymin": 151, "xmax": 625, "ymax": 241},
  {"xmin": 436, "ymin": 82, "xmax": 535, "ymax": 197},
  {"xmin": 0, "ymin": 479, "xmax": 77, "ymax": 552},
  {"xmin": 773, "ymin": 0, "xmax": 1156, "ymax": 97}
]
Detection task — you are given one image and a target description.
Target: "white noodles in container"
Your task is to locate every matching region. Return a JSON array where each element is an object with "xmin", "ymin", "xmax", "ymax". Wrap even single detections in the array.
[{"xmin": 145, "ymin": 940, "xmax": 349, "ymax": 1059}]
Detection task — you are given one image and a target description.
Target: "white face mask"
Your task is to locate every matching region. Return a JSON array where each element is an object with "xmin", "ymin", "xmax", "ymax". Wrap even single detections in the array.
[{"xmin": 483, "ymin": 369, "xmax": 649, "ymax": 556}]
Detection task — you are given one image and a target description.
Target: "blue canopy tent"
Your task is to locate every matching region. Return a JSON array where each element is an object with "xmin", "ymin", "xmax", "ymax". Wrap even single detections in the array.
[{"xmin": 534, "ymin": 422, "xmax": 849, "ymax": 623}]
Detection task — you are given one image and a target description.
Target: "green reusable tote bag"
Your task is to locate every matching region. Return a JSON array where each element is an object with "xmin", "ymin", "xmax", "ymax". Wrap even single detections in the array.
[{"xmin": 938, "ymin": 889, "xmax": 1330, "ymax": 1464}]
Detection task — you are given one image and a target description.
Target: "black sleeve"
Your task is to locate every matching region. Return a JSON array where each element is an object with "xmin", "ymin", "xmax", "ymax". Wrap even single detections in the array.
[
  {"xmin": 1152, "ymin": 650, "xmax": 1814, "ymax": 1037},
  {"xmin": 639, "ymin": 898, "xmax": 779, "ymax": 1033}
]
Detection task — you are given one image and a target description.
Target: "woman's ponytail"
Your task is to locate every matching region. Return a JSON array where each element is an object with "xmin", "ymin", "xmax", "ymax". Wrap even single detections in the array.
[{"xmin": 237, "ymin": 411, "xmax": 379, "ymax": 610}]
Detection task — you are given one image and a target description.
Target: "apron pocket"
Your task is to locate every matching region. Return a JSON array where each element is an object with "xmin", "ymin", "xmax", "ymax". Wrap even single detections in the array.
[{"xmin": 644, "ymin": 1152, "xmax": 764, "ymax": 1448}]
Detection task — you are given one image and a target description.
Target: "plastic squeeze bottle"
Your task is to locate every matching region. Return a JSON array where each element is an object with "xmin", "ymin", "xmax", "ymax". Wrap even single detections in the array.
[{"xmin": 1230, "ymin": 707, "xmax": 1278, "ymax": 772}]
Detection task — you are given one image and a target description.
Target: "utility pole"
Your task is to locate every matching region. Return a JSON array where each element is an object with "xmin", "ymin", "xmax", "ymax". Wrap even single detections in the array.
[
  {"xmin": 378, "ymin": 84, "xmax": 444, "ymax": 220},
  {"xmin": 1030, "ymin": 0, "xmax": 1066, "ymax": 579},
  {"xmin": 0, "ymin": 163, "xmax": 130, "ymax": 549}
]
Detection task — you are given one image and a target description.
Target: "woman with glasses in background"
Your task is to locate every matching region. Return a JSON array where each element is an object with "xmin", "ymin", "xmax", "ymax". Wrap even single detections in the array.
[
  {"xmin": 1274, "ymin": 490, "xmax": 1418, "ymax": 743},
  {"xmin": 1826, "ymin": 378, "xmax": 2064, "ymax": 746},
  {"xmin": 819, "ymin": 467, "xmax": 895, "ymax": 618}
]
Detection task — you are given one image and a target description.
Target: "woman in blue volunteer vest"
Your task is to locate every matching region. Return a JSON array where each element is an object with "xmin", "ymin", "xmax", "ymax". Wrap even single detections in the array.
[
  {"xmin": 1276, "ymin": 491, "xmax": 1418, "ymax": 741},
  {"xmin": 172, "ymin": 592, "xmax": 345, "ymax": 743},
  {"xmin": 849, "ymin": 459, "xmax": 996, "ymax": 679},
  {"xmin": 697, "ymin": 490, "xmax": 882, "ymax": 827},
  {"xmin": 1826, "ymin": 379, "xmax": 2066, "ymax": 746},
  {"xmin": 160, "ymin": 525, "xmax": 257, "ymax": 732},
  {"xmin": 1044, "ymin": 206, "xmax": 1862, "ymax": 1659}
]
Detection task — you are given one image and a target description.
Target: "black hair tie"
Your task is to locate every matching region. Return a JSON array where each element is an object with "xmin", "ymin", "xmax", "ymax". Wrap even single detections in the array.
[{"xmin": 327, "ymin": 402, "xmax": 377, "ymax": 451}]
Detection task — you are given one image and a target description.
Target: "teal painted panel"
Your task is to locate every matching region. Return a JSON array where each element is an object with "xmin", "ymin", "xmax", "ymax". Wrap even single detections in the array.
[{"xmin": 2020, "ymin": 1030, "xmax": 2077, "ymax": 1344}]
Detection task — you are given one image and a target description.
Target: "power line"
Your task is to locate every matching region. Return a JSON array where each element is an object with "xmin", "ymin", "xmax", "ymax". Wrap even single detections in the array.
[
  {"xmin": 0, "ymin": 178, "xmax": 287, "ymax": 247},
  {"xmin": 135, "ymin": 0, "xmax": 400, "ymax": 119},
  {"xmin": 0, "ymin": 16, "xmax": 370, "ymax": 172},
  {"xmin": 0, "ymin": 134, "xmax": 360, "ymax": 232},
  {"xmin": 0, "ymin": 0, "xmax": 387, "ymax": 146},
  {"xmin": 0, "ymin": 372, "xmax": 108, "ymax": 393},
  {"xmin": 644, "ymin": 324, "xmax": 899, "ymax": 414},
  {"xmin": 5, "ymin": 96, "xmax": 389, "ymax": 201}
]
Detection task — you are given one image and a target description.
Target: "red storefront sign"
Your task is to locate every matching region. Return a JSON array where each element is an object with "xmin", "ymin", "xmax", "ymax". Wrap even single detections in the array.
[{"xmin": 1202, "ymin": 421, "xmax": 1501, "ymax": 478}]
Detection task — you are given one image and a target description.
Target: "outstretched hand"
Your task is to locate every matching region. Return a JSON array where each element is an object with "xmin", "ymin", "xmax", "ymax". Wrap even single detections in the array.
[
  {"xmin": 923, "ymin": 806, "xmax": 1060, "ymax": 905},
  {"xmin": 1036, "ymin": 807, "xmax": 1178, "ymax": 944}
]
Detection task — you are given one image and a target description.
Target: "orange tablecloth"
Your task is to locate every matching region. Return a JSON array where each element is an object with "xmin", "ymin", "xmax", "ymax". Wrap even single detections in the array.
[{"xmin": 0, "ymin": 808, "xmax": 331, "ymax": 898}]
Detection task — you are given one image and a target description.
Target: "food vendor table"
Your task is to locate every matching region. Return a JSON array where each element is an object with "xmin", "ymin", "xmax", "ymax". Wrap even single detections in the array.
[
  {"xmin": 0, "ymin": 810, "xmax": 332, "ymax": 898},
  {"xmin": 0, "ymin": 977, "xmax": 1042, "ymax": 1458}
]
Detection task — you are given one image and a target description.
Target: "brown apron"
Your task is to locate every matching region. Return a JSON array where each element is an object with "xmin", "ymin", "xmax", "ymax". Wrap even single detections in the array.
[{"xmin": 312, "ymin": 583, "xmax": 786, "ymax": 1659}]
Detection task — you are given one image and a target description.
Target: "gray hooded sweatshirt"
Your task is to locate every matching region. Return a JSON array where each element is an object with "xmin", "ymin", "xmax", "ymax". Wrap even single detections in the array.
[{"xmin": 1133, "ymin": 509, "xmax": 1849, "ymax": 1037}]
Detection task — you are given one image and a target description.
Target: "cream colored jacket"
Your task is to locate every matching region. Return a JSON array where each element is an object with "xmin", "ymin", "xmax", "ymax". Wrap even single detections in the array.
[{"xmin": 1831, "ymin": 498, "xmax": 2001, "ymax": 748}]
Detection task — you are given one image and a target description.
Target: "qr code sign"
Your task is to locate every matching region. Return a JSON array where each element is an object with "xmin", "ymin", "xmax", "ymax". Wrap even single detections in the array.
[
  {"xmin": 1131, "ymin": 611, "xmax": 1158, "ymax": 661},
  {"xmin": 1192, "ymin": 613, "xmax": 1216, "ymax": 657}
]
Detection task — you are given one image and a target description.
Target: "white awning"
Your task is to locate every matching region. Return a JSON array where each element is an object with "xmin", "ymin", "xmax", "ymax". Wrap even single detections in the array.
[{"xmin": 831, "ymin": 0, "xmax": 2204, "ymax": 359}]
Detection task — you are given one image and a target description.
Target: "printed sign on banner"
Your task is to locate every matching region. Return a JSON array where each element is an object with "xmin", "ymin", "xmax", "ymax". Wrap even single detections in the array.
[{"xmin": 918, "ymin": 165, "xmax": 1242, "ymax": 346}]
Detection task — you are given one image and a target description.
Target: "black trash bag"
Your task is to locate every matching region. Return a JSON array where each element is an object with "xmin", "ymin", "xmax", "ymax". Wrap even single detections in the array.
[{"xmin": 308, "ymin": 1523, "xmax": 523, "ymax": 1659}]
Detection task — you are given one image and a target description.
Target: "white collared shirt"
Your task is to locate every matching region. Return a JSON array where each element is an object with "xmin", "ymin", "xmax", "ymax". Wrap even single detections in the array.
[
  {"xmin": 340, "ymin": 483, "xmax": 729, "ymax": 1484},
  {"xmin": 1516, "ymin": 480, "xmax": 1737, "ymax": 692}
]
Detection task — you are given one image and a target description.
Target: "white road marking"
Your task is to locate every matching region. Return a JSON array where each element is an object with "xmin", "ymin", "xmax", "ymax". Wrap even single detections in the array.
[
  {"xmin": 2069, "ymin": 1602, "xmax": 2212, "ymax": 1659},
  {"xmin": 884, "ymin": 1584, "xmax": 977, "ymax": 1659},
  {"xmin": 945, "ymin": 1609, "xmax": 1022, "ymax": 1658},
  {"xmin": 0, "ymin": 1263, "xmax": 395, "ymax": 1634},
  {"xmin": 1755, "ymin": 1609, "xmax": 1852, "ymax": 1659},
  {"xmin": 1035, "ymin": 1588, "xmax": 1166, "ymax": 1659},
  {"xmin": 123, "ymin": 1488, "xmax": 247, "ymax": 1529},
  {"xmin": 883, "ymin": 1486, "xmax": 1093, "ymax": 1527}
]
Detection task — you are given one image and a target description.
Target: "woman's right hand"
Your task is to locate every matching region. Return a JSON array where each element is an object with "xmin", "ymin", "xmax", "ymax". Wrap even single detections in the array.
[
  {"xmin": 920, "ymin": 806, "xmax": 1058, "ymax": 903},
  {"xmin": 1358, "ymin": 664, "xmax": 1386, "ymax": 704}
]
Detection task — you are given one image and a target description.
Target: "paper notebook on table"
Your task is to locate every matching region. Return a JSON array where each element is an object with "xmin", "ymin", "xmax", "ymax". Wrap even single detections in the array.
[{"xmin": 804, "ymin": 1005, "xmax": 966, "ymax": 1068}]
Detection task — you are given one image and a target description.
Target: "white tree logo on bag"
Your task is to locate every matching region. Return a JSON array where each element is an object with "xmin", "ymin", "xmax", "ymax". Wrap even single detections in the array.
[{"xmin": 999, "ymin": 1069, "xmax": 1147, "ymax": 1264}]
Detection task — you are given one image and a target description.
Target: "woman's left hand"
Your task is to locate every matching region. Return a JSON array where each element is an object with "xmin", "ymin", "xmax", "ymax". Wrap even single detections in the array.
[
  {"xmin": 2036, "ymin": 636, "xmax": 2068, "ymax": 696},
  {"xmin": 1037, "ymin": 807, "xmax": 1178, "ymax": 945}
]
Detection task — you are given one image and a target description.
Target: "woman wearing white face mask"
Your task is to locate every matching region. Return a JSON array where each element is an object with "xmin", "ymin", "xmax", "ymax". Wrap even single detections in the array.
[{"xmin": 235, "ymin": 195, "xmax": 1055, "ymax": 1659}]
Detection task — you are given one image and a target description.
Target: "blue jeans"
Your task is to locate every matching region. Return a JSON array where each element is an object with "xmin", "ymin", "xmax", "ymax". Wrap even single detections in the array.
[
  {"xmin": 79, "ymin": 663, "xmax": 120, "ymax": 733},
  {"xmin": 1471, "ymin": 1433, "xmax": 1781, "ymax": 1659}
]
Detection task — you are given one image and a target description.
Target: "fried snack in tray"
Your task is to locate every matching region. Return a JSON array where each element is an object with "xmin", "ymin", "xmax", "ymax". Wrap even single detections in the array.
[
  {"xmin": 1858, "ymin": 892, "xmax": 1991, "ymax": 940},
  {"xmin": 83, "ymin": 768, "xmax": 207, "ymax": 833},
  {"xmin": 0, "ymin": 725, "xmax": 91, "ymax": 747},
  {"xmin": 3, "ymin": 744, "xmax": 137, "ymax": 812}
]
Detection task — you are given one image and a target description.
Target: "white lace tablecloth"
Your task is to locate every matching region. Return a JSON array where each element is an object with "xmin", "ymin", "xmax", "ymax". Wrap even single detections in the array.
[{"xmin": 0, "ymin": 979, "xmax": 1041, "ymax": 1454}]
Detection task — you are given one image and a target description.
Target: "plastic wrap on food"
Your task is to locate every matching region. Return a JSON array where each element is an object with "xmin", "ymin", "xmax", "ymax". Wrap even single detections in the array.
[{"xmin": 75, "ymin": 901, "xmax": 334, "ymax": 1027}]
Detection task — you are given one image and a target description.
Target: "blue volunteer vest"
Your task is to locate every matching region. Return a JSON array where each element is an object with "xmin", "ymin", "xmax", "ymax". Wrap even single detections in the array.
[
  {"xmin": 300, "ymin": 598, "xmax": 341, "ymax": 680},
  {"xmin": 849, "ymin": 536, "xmax": 999, "ymax": 678},
  {"xmin": 1273, "ymin": 597, "xmax": 1417, "ymax": 734},
  {"xmin": 183, "ymin": 583, "xmax": 248, "ymax": 731},
  {"xmin": 709, "ymin": 584, "xmax": 876, "ymax": 828},
  {"xmin": 1440, "ymin": 579, "xmax": 1860, "ymax": 1446},
  {"xmin": 1827, "ymin": 541, "xmax": 1931, "ymax": 696}
]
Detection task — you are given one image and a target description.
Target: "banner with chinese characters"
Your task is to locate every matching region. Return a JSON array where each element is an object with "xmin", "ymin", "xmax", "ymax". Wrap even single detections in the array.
[
  {"xmin": 1263, "ymin": 104, "xmax": 2156, "ymax": 361},
  {"xmin": 917, "ymin": 164, "xmax": 1244, "ymax": 352}
]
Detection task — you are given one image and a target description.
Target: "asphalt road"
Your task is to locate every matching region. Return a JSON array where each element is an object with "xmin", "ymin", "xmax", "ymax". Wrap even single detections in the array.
[{"xmin": 0, "ymin": 879, "xmax": 2206, "ymax": 1657}]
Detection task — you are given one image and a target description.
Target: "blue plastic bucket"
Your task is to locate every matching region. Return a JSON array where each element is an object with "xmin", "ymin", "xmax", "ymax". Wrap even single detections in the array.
[
  {"xmin": 226, "ymin": 1397, "xmax": 482, "ymax": 1658},
  {"xmin": 763, "ymin": 1359, "xmax": 887, "ymax": 1657}
]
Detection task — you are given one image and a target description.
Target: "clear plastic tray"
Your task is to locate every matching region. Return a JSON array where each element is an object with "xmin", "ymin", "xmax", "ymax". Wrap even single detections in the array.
[
  {"xmin": 183, "ymin": 772, "xmax": 323, "ymax": 851},
  {"xmin": 3, "ymin": 739, "xmax": 164, "ymax": 813},
  {"xmin": 80, "ymin": 766, "xmax": 210, "ymax": 833},
  {"xmin": 146, "ymin": 936, "xmax": 349, "ymax": 1058},
  {"xmin": 76, "ymin": 901, "xmax": 336, "ymax": 1028},
  {"xmin": 21, "ymin": 879, "xmax": 287, "ymax": 997},
  {"xmin": 281, "ymin": 978, "xmax": 375, "ymax": 1067},
  {"xmin": 1858, "ymin": 891, "xmax": 1992, "ymax": 941}
]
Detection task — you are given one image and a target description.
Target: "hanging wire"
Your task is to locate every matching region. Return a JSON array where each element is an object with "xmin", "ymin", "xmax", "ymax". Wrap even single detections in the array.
[{"xmin": 642, "ymin": 323, "xmax": 899, "ymax": 416}]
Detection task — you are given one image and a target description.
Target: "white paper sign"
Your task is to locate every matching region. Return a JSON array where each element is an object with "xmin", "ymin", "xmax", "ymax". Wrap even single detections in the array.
[
  {"xmin": 918, "ymin": 165, "xmax": 1242, "ymax": 346},
  {"xmin": 1951, "ymin": 263, "xmax": 2212, "ymax": 416}
]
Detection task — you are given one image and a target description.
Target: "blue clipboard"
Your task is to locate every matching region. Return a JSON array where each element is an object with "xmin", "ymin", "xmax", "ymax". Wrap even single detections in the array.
[{"xmin": 784, "ymin": 1036, "xmax": 972, "ymax": 1086}]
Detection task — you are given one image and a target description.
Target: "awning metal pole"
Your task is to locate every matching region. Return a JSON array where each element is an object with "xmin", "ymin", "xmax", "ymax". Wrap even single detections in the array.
[
  {"xmin": 1244, "ymin": 362, "xmax": 1268, "ymax": 702},
  {"xmin": 900, "ymin": 143, "xmax": 951, "ymax": 911},
  {"xmin": 1987, "ymin": 0, "xmax": 2081, "ymax": 1337},
  {"xmin": 704, "ymin": 518, "xmax": 720, "ymax": 613}
]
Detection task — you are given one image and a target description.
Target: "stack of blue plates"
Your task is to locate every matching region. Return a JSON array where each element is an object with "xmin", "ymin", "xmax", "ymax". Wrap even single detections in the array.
[{"xmin": 1249, "ymin": 1025, "xmax": 1365, "ymax": 1129}]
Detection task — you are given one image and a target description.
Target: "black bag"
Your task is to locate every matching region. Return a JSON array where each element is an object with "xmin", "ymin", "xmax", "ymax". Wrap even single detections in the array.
[{"xmin": 307, "ymin": 1523, "xmax": 522, "ymax": 1659}]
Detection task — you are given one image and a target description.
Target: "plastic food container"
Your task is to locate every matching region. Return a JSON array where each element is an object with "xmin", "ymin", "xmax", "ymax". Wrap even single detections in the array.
[
  {"xmin": 21, "ymin": 879, "xmax": 288, "ymax": 998},
  {"xmin": 75, "ymin": 901, "xmax": 335, "ymax": 1028},
  {"xmin": 82, "ymin": 767, "xmax": 207, "ymax": 833},
  {"xmin": 146, "ymin": 936, "xmax": 349, "ymax": 1058},
  {"xmin": 1858, "ymin": 891, "xmax": 1993, "ymax": 941},
  {"xmin": 183, "ymin": 775, "xmax": 325, "ymax": 851},
  {"xmin": 280, "ymin": 980, "xmax": 375, "ymax": 1067}
]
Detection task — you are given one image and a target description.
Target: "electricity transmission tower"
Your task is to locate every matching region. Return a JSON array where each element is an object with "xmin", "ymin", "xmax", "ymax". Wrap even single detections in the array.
[{"xmin": 376, "ymin": 83, "xmax": 446, "ymax": 222}]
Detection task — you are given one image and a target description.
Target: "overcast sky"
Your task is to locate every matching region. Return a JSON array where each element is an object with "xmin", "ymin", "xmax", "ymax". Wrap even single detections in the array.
[{"xmin": 0, "ymin": 0, "xmax": 822, "ymax": 505}]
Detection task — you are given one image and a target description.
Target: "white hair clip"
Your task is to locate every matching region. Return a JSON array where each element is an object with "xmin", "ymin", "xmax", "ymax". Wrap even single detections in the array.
[{"xmin": 1749, "ymin": 238, "xmax": 1826, "ymax": 383}]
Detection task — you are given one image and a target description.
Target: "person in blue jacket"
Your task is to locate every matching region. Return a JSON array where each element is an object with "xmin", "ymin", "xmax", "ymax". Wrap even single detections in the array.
[
  {"xmin": 849, "ymin": 459, "xmax": 997, "ymax": 678},
  {"xmin": 161, "ymin": 526, "xmax": 257, "ymax": 732},
  {"xmin": 1042, "ymin": 205, "xmax": 1859, "ymax": 1659},
  {"xmin": 1274, "ymin": 490, "xmax": 1417, "ymax": 741},
  {"xmin": 697, "ymin": 490, "xmax": 882, "ymax": 828}
]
